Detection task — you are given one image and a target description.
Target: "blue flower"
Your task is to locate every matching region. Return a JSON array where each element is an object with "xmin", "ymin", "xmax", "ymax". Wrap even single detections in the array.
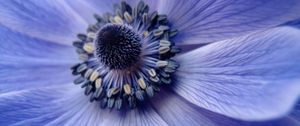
[{"xmin": 1, "ymin": 0, "xmax": 300, "ymax": 125}]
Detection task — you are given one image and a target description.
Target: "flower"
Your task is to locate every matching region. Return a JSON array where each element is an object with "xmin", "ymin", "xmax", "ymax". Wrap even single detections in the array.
[{"xmin": 1, "ymin": 0, "xmax": 300, "ymax": 125}]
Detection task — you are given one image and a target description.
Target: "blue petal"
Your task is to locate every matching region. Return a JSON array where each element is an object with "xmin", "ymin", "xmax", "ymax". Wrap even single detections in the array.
[
  {"xmin": 84, "ymin": 0, "xmax": 158, "ymax": 13},
  {"xmin": 0, "ymin": 0, "xmax": 87, "ymax": 45},
  {"xmin": 66, "ymin": 0, "xmax": 158, "ymax": 24},
  {"xmin": 174, "ymin": 27, "xmax": 300, "ymax": 121},
  {"xmin": 0, "ymin": 86, "xmax": 71, "ymax": 125},
  {"xmin": 125, "ymin": 0, "xmax": 158, "ymax": 12},
  {"xmin": 152, "ymin": 90, "xmax": 300, "ymax": 126},
  {"xmin": 151, "ymin": 90, "xmax": 244, "ymax": 126},
  {"xmin": 290, "ymin": 101, "xmax": 300, "ymax": 122},
  {"xmin": 64, "ymin": 0, "xmax": 119, "ymax": 24},
  {"xmin": 0, "ymin": 25, "xmax": 76, "ymax": 93},
  {"xmin": 249, "ymin": 118, "xmax": 300, "ymax": 126},
  {"xmin": 157, "ymin": 0, "xmax": 300, "ymax": 45},
  {"xmin": 0, "ymin": 86, "xmax": 168, "ymax": 126},
  {"xmin": 285, "ymin": 18, "xmax": 300, "ymax": 29}
]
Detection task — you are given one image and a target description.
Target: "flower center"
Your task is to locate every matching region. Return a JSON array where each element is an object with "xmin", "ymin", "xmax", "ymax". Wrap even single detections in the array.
[
  {"xmin": 70, "ymin": 1, "xmax": 181, "ymax": 110},
  {"xmin": 95, "ymin": 24, "xmax": 141, "ymax": 70}
]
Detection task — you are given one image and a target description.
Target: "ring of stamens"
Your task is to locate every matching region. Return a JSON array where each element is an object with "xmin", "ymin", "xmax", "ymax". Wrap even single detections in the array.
[{"xmin": 71, "ymin": 1, "xmax": 180, "ymax": 109}]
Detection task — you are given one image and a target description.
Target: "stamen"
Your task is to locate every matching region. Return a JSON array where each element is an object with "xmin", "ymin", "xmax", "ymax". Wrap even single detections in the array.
[
  {"xmin": 160, "ymin": 40, "xmax": 171, "ymax": 47},
  {"xmin": 135, "ymin": 90, "xmax": 145, "ymax": 101},
  {"xmin": 146, "ymin": 86, "xmax": 154, "ymax": 97},
  {"xmin": 124, "ymin": 12, "xmax": 133, "ymax": 23},
  {"xmin": 148, "ymin": 69, "xmax": 156, "ymax": 77},
  {"xmin": 153, "ymin": 29, "xmax": 164, "ymax": 37},
  {"xmin": 95, "ymin": 78, "xmax": 102, "ymax": 88},
  {"xmin": 115, "ymin": 98, "xmax": 122, "ymax": 109},
  {"xmin": 113, "ymin": 16, "xmax": 123, "ymax": 24},
  {"xmin": 83, "ymin": 43, "xmax": 94, "ymax": 54},
  {"xmin": 123, "ymin": 84, "xmax": 132, "ymax": 95},
  {"xmin": 84, "ymin": 69, "xmax": 93, "ymax": 78},
  {"xmin": 159, "ymin": 46, "xmax": 170, "ymax": 54},
  {"xmin": 156, "ymin": 60, "xmax": 168, "ymax": 68},
  {"xmin": 71, "ymin": 1, "xmax": 181, "ymax": 110},
  {"xmin": 107, "ymin": 88, "xmax": 120, "ymax": 97},
  {"xmin": 89, "ymin": 71, "xmax": 99, "ymax": 82},
  {"xmin": 138, "ymin": 78, "xmax": 147, "ymax": 89}
]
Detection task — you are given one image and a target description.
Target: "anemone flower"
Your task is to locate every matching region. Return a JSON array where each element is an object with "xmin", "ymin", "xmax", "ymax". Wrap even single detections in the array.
[{"xmin": 1, "ymin": 0, "xmax": 300, "ymax": 126}]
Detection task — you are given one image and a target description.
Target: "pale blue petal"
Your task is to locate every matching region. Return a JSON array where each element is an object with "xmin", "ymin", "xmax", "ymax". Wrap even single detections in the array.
[
  {"xmin": 249, "ymin": 117, "xmax": 300, "ymax": 126},
  {"xmin": 0, "ymin": 25, "xmax": 76, "ymax": 93},
  {"xmin": 66, "ymin": 0, "xmax": 158, "ymax": 24},
  {"xmin": 1, "ymin": 86, "xmax": 297, "ymax": 126},
  {"xmin": 151, "ymin": 90, "xmax": 244, "ymax": 126},
  {"xmin": 84, "ymin": 0, "xmax": 158, "ymax": 13},
  {"xmin": 0, "ymin": 0, "xmax": 87, "ymax": 45},
  {"xmin": 0, "ymin": 86, "xmax": 71, "ymax": 125},
  {"xmin": 125, "ymin": 0, "xmax": 158, "ymax": 12},
  {"xmin": 152, "ymin": 90, "xmax": 300, "ymax": 126},
  {"xmin": 174, "ymin": 27, "xmax": 300, "ymax": 121},
  {"xmin": 0, "ymin": 86, "xmax": 168, "ymax": 126},
  {"xmin": 72, "ymin": 0, "xmax": 158, "ymax": 23},
  {"xmin": 157, "ymin": 0, "xmax": 300, "ymax": 45},
  {"xmin": 64, "ymin": 0, "xmax": 119, "ymax": 24}
]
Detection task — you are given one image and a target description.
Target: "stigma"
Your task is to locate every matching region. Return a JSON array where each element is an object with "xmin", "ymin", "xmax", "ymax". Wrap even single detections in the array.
[
  {"xmin": 95, "ymin": 24, "xmax": 141, "ymax": 70},
  {"xmin": 71, "ymin": 1, "xmax": 181, "ymax": 109}
]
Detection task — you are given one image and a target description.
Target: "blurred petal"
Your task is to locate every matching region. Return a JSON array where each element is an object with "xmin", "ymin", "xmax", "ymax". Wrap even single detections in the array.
[
  {"xmin": 65, "ymin": 0, "xmax": 118, "ymax": 24},
  {"xmin": 158, "ymin": 0, "xmax": 300, "ymax": 45},
  {"xmin": 0, "ymin": 86, "xmax": 70, "ymax": 125},
  {"xmin": 125, "ymin": 0, "xmax": 158, "ymax": 12},
  {"xmin": 66, "ymin": 0, "xmax": 158, "ymax": 24},
  {"xmin": 0, "ymin": 0, "xmax": 87, "ymax": 45},
  {"xmin": 0, "ymin": 25, "xmax": 76, "ymax": 93},
  {"xmin": 1, "ymin": 86, "xmax": 168, "ymax": 126},
  {"xmin": 85, "ymin": 0, "xmax": 158, "ymax": 13},
  {"xmin": 174, "ymin": 27, "xmax": 300, "ymax": 120}
]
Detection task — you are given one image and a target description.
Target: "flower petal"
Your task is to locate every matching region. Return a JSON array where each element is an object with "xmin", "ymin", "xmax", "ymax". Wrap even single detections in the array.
[
  {"xmin": 0, "ymin": 85, "xmax": 71, "ymax": 125},
  {"xmin": 285, "ymin": 18, "xmax": 300, "ymax": 29},
  {"xmin": 174, "ymin": 27, "xmax": 300, "ymax": 120},
  {"xmin": 64, "ymin": 0, "xmax": 118, "ymax": 24},
  {"xmin": 125, "ymin": 0, "xmax": 158, "ymax": 12},
  {"xmin": 151, "ymin": 90, "xmax": 300, "ymax": 126},
  {"xmin": 250, "ymin": 117, "xmax": 300, "ymax": 126},
  {"xmin": 151, "ymin": 90, "xmax": 244, "ymax": 126},
  {"xmin": 290, "ymin": 101, "xmax": 300, "ymax": 122},
  {"xmin": 65, "ymin": 0, "xmax": 115, "ymax": 23},
  {"xmin": 1, "ymin": 86, "xmax": 297, "ymax": 126},
  {"xmin": 0, "ymin": 0, "xmax": 87, "ymax": 45},
  {"xmin": 158, "ymin": 0, "xmax": 300, "ymax": 45},
  {"xmin": 66, "ymin": 0, "xmax": 158, "ymax": 24},
  {"xmin": 0, "ymin": 25, "xmax": 76, "ymax": 93},
  {"xmin": 2, "ymin": 86, "xmax": 168, "ymax": 126}
]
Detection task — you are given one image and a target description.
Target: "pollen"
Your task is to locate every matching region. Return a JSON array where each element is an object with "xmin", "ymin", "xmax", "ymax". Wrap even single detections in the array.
[
  {"xmin": 83, "ymin": 43, "xmax": 94, "ymax": 54},
  {"xmin": 123, "ymin": 84, "xmax": 132, "ymax": 95},
  {"xmin": 138, "ymin": 78, "xmax": 147, "ymax": 90},
  {"xmin": 89, "ymin": 71, "xmax": 99, "ymax": 82}
]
